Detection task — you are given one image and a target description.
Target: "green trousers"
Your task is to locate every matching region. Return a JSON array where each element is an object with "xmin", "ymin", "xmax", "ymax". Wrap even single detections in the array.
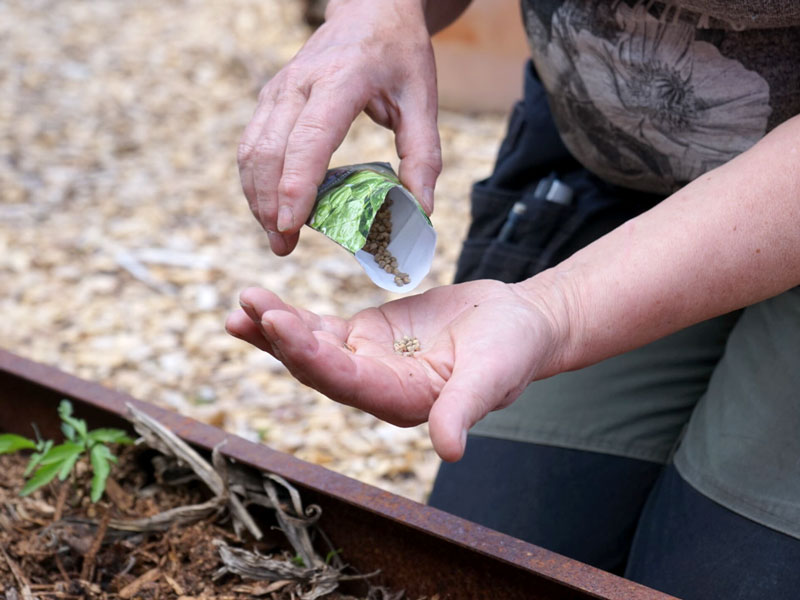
[{"xmin": 474, "ymin": 285, "xmax": 800, "ymax": 539}]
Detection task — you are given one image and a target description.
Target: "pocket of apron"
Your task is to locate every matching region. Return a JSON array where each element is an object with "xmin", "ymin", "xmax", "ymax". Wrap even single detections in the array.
[
  {"xmin": 455, "ymin": 180, "xmax": 577, "ymax": 284},
  {"xmin": 453, "ymin": 60, "xmax": 662, "ymax": 286}
]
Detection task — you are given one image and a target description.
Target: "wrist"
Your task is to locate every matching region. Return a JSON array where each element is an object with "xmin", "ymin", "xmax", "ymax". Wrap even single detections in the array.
[{"xmin": 510, "ymin": 267, "xmax": 583, "ymax": 380}]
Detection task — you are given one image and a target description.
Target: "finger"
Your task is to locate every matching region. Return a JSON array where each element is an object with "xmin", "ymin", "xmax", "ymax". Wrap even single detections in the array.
[
  {"xmin": 268, "ymin": 230, "xmax": 300, "ymax": 257},
  {"xmin": 427, "ymin": 363, "xmax": 503, "ymax": 462},
  {"xmin": 394, "ymin": 81, "xmax": 441, "ymax": 215},
  {"xmin": 261, "ymin": 309, "xmax": 426, "ymax": 424},
  {"xmin": 276, "ymin": 85, "xmax": 362, "ymax": 233},
  {"xmin": 261, "ymin": 308, "xmax": 349, "ymax": 386},
  {"xmin": 239, "ymin": 85, "xmax": 308, "ymax": 254},
  {"xmin": 225, "ymin": 310, "xmax": 274, "ymax": 354},
  {"xmin": 238, "ymin": 89, "xmax": 276, "ymax": 220},
  {"xmin": 250, "ymin": 88, "xmax": 308, "ymax": 230},
  {"xmin": 239, "ymin": 287, "xmax": 348, "ymax": 339}
]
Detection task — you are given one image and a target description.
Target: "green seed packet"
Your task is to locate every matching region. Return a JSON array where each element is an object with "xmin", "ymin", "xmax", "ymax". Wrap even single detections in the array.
[{"xmin": 308, "ymin": 162, "xmax": 437, "ymax": 293}]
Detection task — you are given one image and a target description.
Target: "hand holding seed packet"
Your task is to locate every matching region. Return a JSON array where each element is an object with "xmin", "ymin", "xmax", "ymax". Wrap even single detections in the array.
[{"xmin": 235, "ymin": 0, "xmax": 440, "ymax": 257}]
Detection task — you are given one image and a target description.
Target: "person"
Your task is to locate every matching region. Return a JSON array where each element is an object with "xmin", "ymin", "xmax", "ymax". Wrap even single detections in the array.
[{"xmin": 225, "ymin": 1, "xmax": 800, "ymax": 597}]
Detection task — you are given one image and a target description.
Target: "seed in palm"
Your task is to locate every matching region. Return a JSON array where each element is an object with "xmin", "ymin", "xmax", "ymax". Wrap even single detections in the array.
[{"xmin": 393, "ymin": 336, "xmax": 420, "ymax": 357}]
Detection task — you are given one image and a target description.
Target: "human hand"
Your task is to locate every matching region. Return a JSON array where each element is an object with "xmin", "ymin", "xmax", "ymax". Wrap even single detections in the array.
[
  {"xmin": 238, "ymin": 0, "xmax": 442, "ymax": 256},
  {"xmin": 225, "ymin": 281, "xmax": 565, "ymax": 461}
]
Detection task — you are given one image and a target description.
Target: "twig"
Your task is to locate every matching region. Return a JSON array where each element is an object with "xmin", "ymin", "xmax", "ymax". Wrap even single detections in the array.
[
  {"xmin": 214, "ymin": 541, "xmax": 340, "ymax": 600},
  {"xmin": 54, "ymin": 552, "xmax": 71, "ymax": 585},
  {"xmin": 126, "ymin": 403, "xmax": 262, "ymax": 539},
  {"xmin": 53, "ymin": 479, "xmax": 70, "ymax": 522},
  {"xmin": 0, "ymin": 546, "xmax": 35, "ymax": 600},
  {"xmin": 114, "ymin": 249, "xmax": 177, "ymax": 295},
  {"xmin": 80, "ymin": 504, "xmax": 110, "ymax": 581},
  {"xmin": 118, "ymin": 567, "xmax": 160, "ymax": 599}
]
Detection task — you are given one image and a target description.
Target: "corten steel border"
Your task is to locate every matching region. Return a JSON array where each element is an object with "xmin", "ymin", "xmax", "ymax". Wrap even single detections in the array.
[{"xmin": 0, "ymin": 348, "xmax": 675, "ymax": 600}]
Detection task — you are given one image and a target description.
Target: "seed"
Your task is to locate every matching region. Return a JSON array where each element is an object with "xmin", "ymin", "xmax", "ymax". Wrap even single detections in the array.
[
  {"xmin": 364, "ymin": 200, "xmax": 411, "ymax": 287},
  {"xmin": 393, "ymin": 335, "xmax": 421, "ymax": 356}
]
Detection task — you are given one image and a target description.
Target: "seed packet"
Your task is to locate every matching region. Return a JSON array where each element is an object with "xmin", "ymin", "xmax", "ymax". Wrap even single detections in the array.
[{"xmin": 308, "ymin": 162, "xmax": 437, "ymax": 293}]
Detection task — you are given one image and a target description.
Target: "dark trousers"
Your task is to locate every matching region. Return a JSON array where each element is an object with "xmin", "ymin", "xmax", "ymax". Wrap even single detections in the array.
[{"xmin": 429, "ymin": 437, "xmax": 800, "ymax": 599}]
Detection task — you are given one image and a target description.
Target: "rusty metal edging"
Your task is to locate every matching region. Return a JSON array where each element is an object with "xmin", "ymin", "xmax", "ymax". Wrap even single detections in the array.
[{"xmin": 0, "ymin": 348, "xmax": 675, "ymax": 600}]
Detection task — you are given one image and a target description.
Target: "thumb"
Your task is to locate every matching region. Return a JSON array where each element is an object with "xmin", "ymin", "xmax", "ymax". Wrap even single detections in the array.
[
  {"xmin": 427, "ymin": 364, "xmax": 502, "ymax": 462},
  {"xmin": 394, "ymin": 85, "xmax": 442, "ymax": 215}
]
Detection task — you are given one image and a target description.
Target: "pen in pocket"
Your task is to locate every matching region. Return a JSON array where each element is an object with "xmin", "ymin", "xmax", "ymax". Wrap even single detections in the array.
[
  {"xmin": 497, "ymin": 202, "xmax": 527, "ymax": 242},
  {"xmin": 497, "ymin": 172, "xmax": 573, "ymax": 242}
]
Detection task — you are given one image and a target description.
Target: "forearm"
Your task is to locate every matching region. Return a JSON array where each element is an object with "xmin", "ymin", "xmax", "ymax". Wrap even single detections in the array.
[
  {"xmin": 325, "ymin": 0, "xmax": 471, "ymax": 35},
  {"xmin": 520, "ymin": 114, "xmax": 800, "ymax": 378}
]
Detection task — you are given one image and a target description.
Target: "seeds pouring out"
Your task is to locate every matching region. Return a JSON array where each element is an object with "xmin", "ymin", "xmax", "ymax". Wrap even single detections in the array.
[
  {"xmin": 363, "ymin": 198, "xmax": 411, "ymax": 286},
  {"xmin": 307, "ymin": 162, "xmax": 437, "ymax": 292}
]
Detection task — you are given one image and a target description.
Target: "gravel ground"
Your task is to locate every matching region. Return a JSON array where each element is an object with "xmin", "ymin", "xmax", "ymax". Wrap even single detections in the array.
[{"xmin": 0, "ymin": 0, "xmax": 507, "ymax": 502}]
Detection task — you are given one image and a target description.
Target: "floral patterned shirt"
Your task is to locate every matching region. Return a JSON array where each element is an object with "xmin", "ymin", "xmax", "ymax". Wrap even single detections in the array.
[{"xmin": 521, "ymin": 0, "xmax": 800, "ymax": 193}]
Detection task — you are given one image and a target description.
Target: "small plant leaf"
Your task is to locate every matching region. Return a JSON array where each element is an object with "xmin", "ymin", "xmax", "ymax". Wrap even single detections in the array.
[
  {"xmin": 87, "ymin": 428, "xmax": 134, "ymax": 445},
  {"xmin": 89, "ymin": 444, "xmax": 114, "ymax": 503},
  {"xmin": 58, "ymin": 451, "xmax": 81, "ymax": 481},
  {"xmin": 24, "ymin": 440, "xmax": 53, "ymax": 477},
  {"xmin": 58, "ymin": 400, "xmax": 88, "ymax": 441},
  {"xmin": 39, "ymin": 441, "xmax": 83, "ymax": 466},
  {"xmin": 0, "ymin": 434, "xmax": 37, "ymax": 454},
  {"xmin": 61, "ymin": 422, "xmax": 76, "ymax": 441},
  {"xmin": 21, "ymin": 461, "xmax": 62, "ymax": 496},
  {"xmin": 291, "ymin": 554, "xmax": 306, "ymax": 567}
]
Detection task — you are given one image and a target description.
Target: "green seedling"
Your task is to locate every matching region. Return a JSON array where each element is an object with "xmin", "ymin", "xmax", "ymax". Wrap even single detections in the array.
[
  {"xmin": 0, "ymin": 399, "xmax": 133, "ymax": 502},
  {"xmin": 325, "ymin": 548, "xmax": 343, "ymax": 565},
  {"xmin": 291, "ymin": 553, "xmax": 306, "ymax": 567}
]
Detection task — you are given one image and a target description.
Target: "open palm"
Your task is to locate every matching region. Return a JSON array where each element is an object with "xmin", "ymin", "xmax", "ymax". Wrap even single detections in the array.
[{"xmin": 226, "ymin": 280, "xmax": 558, "ymax": 460}]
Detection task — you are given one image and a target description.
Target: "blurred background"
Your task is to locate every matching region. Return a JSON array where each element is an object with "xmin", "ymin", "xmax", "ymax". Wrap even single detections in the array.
[{"xmin": 0, "ymin": 0, "xmax": 528, "ymax": 502}]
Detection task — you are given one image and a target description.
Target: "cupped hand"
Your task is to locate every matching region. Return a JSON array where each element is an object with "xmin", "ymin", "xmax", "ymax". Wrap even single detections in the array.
[
  {"xmin": 238, "ymin": 0, "xmax": 442, "ymax": 256},
  {"xmin": 225, "ymin": 280, "xmax": 562, "ymax": 461}
]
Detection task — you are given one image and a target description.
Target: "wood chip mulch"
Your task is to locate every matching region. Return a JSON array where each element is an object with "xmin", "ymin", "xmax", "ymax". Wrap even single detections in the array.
[
  {"xmin": 0, "ymin": 448, "xmax": 411, "ymax": 599},
  {"xmin": 0, "ymin": 0, "xmax": 507, "ymax": 503}
]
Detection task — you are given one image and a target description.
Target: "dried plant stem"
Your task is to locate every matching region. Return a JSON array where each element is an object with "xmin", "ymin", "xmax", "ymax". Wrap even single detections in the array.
[
  {"xmin": 52, "ymin": 478, "xmax": 70, "ymax": 523},
  {"xmin": 0, "ymin": 546, "xmax": 34, "ymax": 600},
  {"xmin": 80, "ymin": 505, "xmax": 110, "ymax": 582}
]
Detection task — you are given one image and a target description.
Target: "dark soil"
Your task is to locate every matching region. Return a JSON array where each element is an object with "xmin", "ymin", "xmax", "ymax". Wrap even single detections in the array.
[{"xmin": 0, "ymin": 446, "xmax": 393, "ymax": 599}]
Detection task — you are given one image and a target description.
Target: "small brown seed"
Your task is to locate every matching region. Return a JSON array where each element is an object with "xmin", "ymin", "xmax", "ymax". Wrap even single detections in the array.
[
  {"xmin": 365, "ymin": 202, "xmax": 412, "ymax": 286},
  {"xmin": 393, "ymin": 335, "xmax": 421, "ymax": 356}
]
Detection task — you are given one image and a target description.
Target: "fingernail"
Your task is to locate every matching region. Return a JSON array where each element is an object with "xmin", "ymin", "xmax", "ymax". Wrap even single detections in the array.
[
  {"xmin": 459, "ymin": 428, "xmax": 467, "ymax": 451},
  {"xmin": 277, "ymin": 205, "xmax": 294, "ymax": 232},
  {"xmin": 261, "ymin": 317, "xmax": 277, "ymax": 339},
  {"xmin": 226, "ymin": 326, "xmax": 242, "ymax": 339},
  {"xmin": 239, "ymin": 299, "xmax": 253, "ymax": 310}
]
